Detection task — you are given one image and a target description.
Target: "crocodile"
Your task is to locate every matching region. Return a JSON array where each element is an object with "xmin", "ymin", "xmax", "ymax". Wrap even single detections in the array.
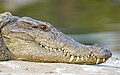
[{"xmin": 0, "ymin": 12, "xmax": 112, "ymax": 65}]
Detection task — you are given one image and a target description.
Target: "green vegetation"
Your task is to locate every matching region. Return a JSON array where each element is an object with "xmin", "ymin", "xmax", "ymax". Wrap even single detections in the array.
[
  {"xmin": 1, "ymin": 0, "xmax": 120, "ymax": 34},
  {"xmin": 0, "ymin": 3, "xmax": 6, "ymax": 13}
]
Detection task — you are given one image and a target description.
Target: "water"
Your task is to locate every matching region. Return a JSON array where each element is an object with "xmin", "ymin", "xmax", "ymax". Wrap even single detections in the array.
[{"xmin": 69, "ymin": 31, "xmax": 120, "ymax": 57}]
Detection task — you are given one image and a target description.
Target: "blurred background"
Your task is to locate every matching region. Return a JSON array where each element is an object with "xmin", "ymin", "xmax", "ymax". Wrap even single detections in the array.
[{"xmin": 0, "ymin": 0, "xmax": 120, "ymax": 57}]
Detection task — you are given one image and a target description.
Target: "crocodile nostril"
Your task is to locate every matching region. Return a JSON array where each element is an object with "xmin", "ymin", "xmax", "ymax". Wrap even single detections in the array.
[
  {"xmin": 105, "ymin": 50, "xmax": 112, "ymax": 58},
  {"xmin": 105, "ymin": 50, "xmax": 108, "ymax": 52}
]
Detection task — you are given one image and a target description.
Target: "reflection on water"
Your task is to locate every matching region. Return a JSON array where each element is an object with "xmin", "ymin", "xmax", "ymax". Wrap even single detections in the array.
[{"xmin": 69, "ymin": 31, "xmax": 120, "ymax": 57}]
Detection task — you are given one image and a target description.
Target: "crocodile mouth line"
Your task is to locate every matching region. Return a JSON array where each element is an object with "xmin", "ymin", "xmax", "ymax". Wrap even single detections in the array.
[
  {"xmin": 38, "ymin": 43, "xmax": 107, "ymax": 64},
  {"xmin": 0, "ymin": 12, "xmax": 112, "ymax": 65},
  {"xmin": 2, "ymin": 28, "xmax": 107, "ymax": 64}
]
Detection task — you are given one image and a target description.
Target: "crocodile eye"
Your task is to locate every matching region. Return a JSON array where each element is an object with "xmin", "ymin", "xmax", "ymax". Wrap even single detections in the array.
[
  {"xmin": 40, "ymin": 25, "xmax": 47, "ymax": 29},
  {"xmin": 39, "ymin": 24, "xmax": 49, "ymax": 32}
]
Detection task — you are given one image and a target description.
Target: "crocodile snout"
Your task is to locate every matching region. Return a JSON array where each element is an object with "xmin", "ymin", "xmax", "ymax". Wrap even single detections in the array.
[
  {"xmin": 66, "ymin": 44, "xmax": 113, "ymax": 64},
  {"xmin": 93, "ymin": 44, "xmax": 112, "ymax": 59},
  {"xmin": 104, "ymin": 49, "xmax": 112, "ymax": 59},
  {"xmin": 86, "ymin": 44, "xmax": 112, "ymax": 64}
]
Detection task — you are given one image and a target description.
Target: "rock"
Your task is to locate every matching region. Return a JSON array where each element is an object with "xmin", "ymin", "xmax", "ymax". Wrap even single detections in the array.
[{"xmin": 0, "ymin": 58, "xmax": 119, "ymax": 75}]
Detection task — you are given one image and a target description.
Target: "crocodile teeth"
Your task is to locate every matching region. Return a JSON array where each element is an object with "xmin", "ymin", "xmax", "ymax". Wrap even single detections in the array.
[
  {"xmin": 76, "ymin": 57, "xmax": 79, "ymax": 62},
  {"xmin": 69, "ymin": 56, "xmax": 74, "ymax": 62},
  {"xmin": 87, "ymin": 55, "xmax": 90, "ymax": 58},
  {"xmin": 96, "ymin": 59, "xmax": 100, "ymax": 64},
  {"xmin": 61, "ymin": 48, "xmax": 64, "ymax": 50},
  {"xmin": 40, "ymin": 45, "xmax": 44, "ymax": 47},
  {"xmin": 53, "ymin": 49, "xmax": 57, "ymax": 52},
  {"xmin": 46, "ymin": 44, "xmax": 49, "ymax": 46},
  {"xmin": 58, "ymin": 48, "xmax": 61, "ymax": 51},
  {"xmin": 65, "ymin": 52, "xmax": 70, "ymax": 56},
  {"xmin": 91, "ymin": 53, "xmax": 94, "ymax": 57},
  {"xmin": 49, "ymin": 48, "xmax": 53, "ymax": 51},
  {"xmin": 93, "ymin": 56, "xmax": 96, "ymax": 58},
  {"xmin": 85, "ymin": 57, "xmax": 88, "ymax": 60},
  {"xmin": 102, "ymin": 59, "xmax": 105, "ymax": 62},
  {"xmin": 40, "ymin": 45, "xmax": 43, "ymax": 47},
  {"xmin": 62, "ymin": 48, "xmax": 67, "ymax": 52},
  {"xmin": 81, "ymin": 57, "xmax": 84, "ymax": 61},
  {"xmin": 45, "ymin": 46, "xmax": 49, "ymax": 49}
]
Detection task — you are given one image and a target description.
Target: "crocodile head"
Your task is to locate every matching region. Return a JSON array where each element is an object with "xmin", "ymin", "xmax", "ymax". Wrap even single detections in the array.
[{"xmin": 0, "ymin": 12, "xmax": 112, "ymax": 64}]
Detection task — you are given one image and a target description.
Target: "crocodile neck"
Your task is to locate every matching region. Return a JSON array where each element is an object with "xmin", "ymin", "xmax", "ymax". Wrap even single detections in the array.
[
  {"xmin": 0, "ymin": 32, "xmax": 16, "ymax": 60},
  {"xmin": 0, "ymin": 32, "xmax": 8, "ymax": 50}
]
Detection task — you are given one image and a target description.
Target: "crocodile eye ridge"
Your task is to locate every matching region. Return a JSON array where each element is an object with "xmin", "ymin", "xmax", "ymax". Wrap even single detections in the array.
[{"xmin": 32, "ymin": 26, "xmax": 39, "ymax": 28}]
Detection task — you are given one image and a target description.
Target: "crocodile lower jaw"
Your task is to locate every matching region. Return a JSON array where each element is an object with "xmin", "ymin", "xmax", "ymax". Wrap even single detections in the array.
[{"xmin": 38, "ymin": 43, "xmax": 107, "ymax": 64}]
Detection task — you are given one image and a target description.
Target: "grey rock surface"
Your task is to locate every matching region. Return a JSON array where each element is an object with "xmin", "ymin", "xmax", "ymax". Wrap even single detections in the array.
[{"xmin": 0, "ymin": 58, "xmax": 119, "ymax": 75}]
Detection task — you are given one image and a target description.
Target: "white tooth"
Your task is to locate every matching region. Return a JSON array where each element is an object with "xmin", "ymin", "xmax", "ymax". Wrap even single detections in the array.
[
  {"xmin": 45, "ymin": 46, "xmax": 49, "ymax": 49},
  {"xmin": 91, "ymin": 53, "xmax": 94, "ymax": 56},
  {"xmin": 76, "ymin": 57, "xmax": 79, "ymax": 62},
  {"xmin": 96, "ymin": 59, "xmax": 100, "ymax": 64},
  {"xmin": 46, "ymin": 44, "xmax": 49, "ymax": 46},
  {"xmin": 103, "ymin": 59, "xmax": 105, "ymax": 62},
  {"xmin": 40, "ymin": 45, "xmax": 44, "ymax": 47},
  {"xmin": 93, "ymin": 56, "xmax": 96, "ymax": 58},
  {"xmin": 88, "ymin": 55, "xmax": 90, "ymax": 58},
  {"xmin": 58, "ymin": 49, "xmax": 61, "ymax": 51},
  {"xmin": 69, "ymin": 56, "xmax": 74, "ymax": 62},
  {"xmin": 53, "ymin": 49, "xmax": 57, "ymax": 52},
  {"xmin": 62, "ymin": 48, "xmax": 64, "ymax": 50},
  {"xmin": 49, "ymin": 48, "xmax": 53, "ymax": 51},
  {"xmin": 81, "ymin": 57, "xmax": 84, "ymax": 61},
  {"xmin": 63, "ymin": 50, "xmax": 66, "ymax": 53},
  {"xmin": 65, "ymin": 52, "xmax": 70, "ymax": 56},
  {"xmin": 85, "ymin": 57, "xmax": 88, "ymax": 60}
]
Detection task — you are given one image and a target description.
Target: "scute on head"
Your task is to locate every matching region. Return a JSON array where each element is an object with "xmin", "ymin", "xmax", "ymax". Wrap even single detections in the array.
[{"xmin": 0, "ymin": 12, "xmax": 12, "ymax": 18}]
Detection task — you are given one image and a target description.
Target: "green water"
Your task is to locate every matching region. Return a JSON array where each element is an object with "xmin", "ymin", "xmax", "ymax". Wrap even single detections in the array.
[
  {"xmin": 70, "ymin": 32, "xmax": 120, "ymax": 57},
  {"xmin": 1, "ymin": 0, "xmax": 119, "ymax": 34},
  {"xmin": 0, "ymin": 0, "xmax": 120, "ymax": 56}
]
